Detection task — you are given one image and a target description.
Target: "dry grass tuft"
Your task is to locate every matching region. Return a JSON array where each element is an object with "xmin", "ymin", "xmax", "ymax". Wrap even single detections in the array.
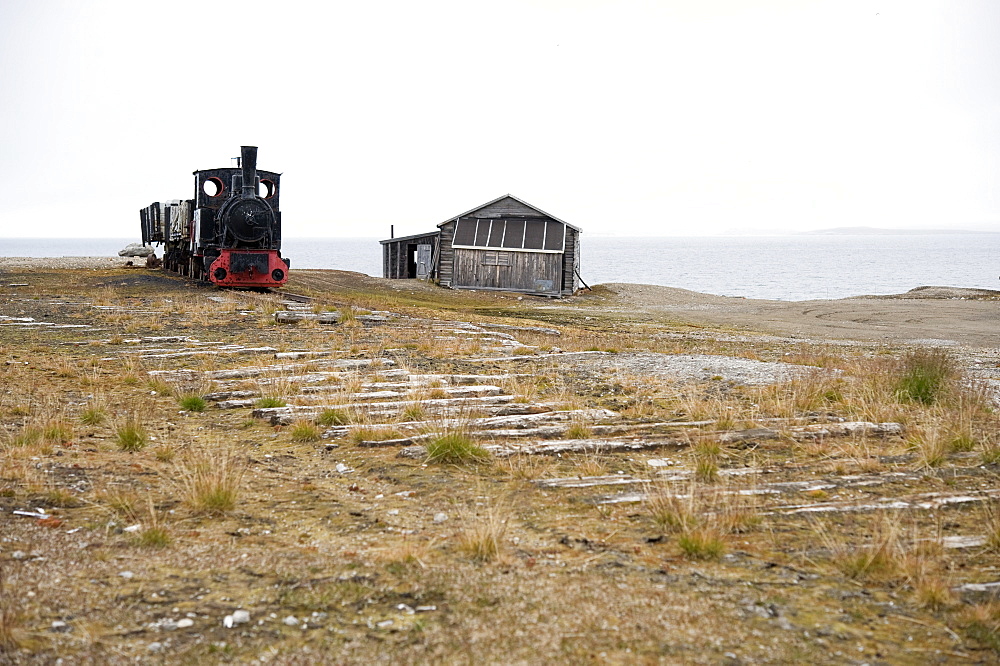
[
  {"xmin": 348, "ymin": 426, "xmax": 403, "ymax": 445},
  {"xmin": 457, "ymin": 498, "xmax": 510, "ymax": 562},
  {"xmin": 961, "ymin": 603, "xmax": 1000, "ymax": 652},
  {"xmin": 818, "ymin": 514, "xmax": 904, "ymax": 581},
  {"xmin": 501, "ymin": 453, "xmax": 554, "ymax": 481},
  {"xmin": 565, "ymin": 419, "xmax": 593, "ymax": 440},
  {"xmin": 426, "ymin": 430, "xmax": 490, "ymax": 464},
  {"xmin": 136, "ymin": 498, "xmax": 172, "ymax": 548},
  {"xmin": 645, "ymin": 481, "xmax": 760, "ymax": 560},
  {"xmin": 115, "ymin": 416, "xmax": 148, "ymax": 452},
  {"xmin": 317, "ymin": 407, "xmax": 352, "ymax": 426},
  {"xmin": 79, "ymin": 405, "xmax": 106, "ymax": 426},
  {"xmin": 98, "ymin": 486, "xmax": 140, "ymax": 523},
  {"xmin": 908, "ymin": 426, "xmax": 949, "ymax": 470},
  {"xmin": 290, "ymin": 420, "xmax": 321, "ymax": 442},
  {"xmin": 175, "ymin": 445, "xmax": 247, "ymax": 515},
  {"xmin": 895, "ymin": 348, "xmax": 959, "ymax": 406},
  {"xmin": 644, "ymin": 484, "xmax": 697, "ymax": 533},
  {"xmin": 677, "ymin": 527, "xmax": 727, "ymax": 560},
  {"xmin": 178, "ymin": 393, "xmax": 207, "ymax": 412}
]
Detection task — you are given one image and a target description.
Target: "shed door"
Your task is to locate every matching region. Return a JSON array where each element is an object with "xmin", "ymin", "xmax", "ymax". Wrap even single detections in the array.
[{"xmin": 415, "ymin": 244, "xmax": 432, "ymax": 279}]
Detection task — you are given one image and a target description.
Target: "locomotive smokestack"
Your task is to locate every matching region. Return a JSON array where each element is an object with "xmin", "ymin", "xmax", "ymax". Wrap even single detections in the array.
[{"xmin": 240, "ymin": 146, "xmax": 258, "ymax": 198}]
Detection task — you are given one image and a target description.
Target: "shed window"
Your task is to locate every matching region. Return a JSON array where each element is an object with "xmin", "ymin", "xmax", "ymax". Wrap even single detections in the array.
[
  {"xmin": 523, "ymin": 220, "xmax": 545, "ymax": 249},
  {"xmin": 482, "ymin": 251, "xmax": 512, "ymax": 266},
  {"xmin": 453, "ymin": 219, "xmax": 477, "ymax": 245},
  {"xmin": 474, "ymin": 221, "xmax": 491, "ymax": 246},
  {"xmin": 502, "ymin": 219, "xmax": 525, "ymax": 248},
  {"xmin": 486, "ymin": 220, "xmax": 505, "ymax": 247},
  {"xmin": 544, "ymin": 221, "xmax": 564, "ymax": 250},
  {"xmin": 453, "ymin": 217, "xmax": 564, "ymax": 252}
]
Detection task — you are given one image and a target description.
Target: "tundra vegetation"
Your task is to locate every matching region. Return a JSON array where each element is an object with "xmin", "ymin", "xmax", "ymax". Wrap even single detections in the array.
[{"xmin": 1, "ymin": 266, "xmax": 999, "ymax": 663}]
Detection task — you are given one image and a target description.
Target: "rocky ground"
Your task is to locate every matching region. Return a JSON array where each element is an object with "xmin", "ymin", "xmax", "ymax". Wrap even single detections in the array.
[{"xmin": 1, "ymin": 260, "xmax": 1000, "ymax": 664}]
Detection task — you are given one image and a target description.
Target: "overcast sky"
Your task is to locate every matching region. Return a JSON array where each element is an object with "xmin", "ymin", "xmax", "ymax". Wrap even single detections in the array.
[{"xmin": 1, "ymin": 0, "xmax": 998, "ymax": 238}]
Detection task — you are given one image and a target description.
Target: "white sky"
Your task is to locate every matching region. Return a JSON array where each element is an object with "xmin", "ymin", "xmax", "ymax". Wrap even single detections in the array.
[{"xmin": 1, "ymin": 0, "xmax": 998, "ymax": 238}]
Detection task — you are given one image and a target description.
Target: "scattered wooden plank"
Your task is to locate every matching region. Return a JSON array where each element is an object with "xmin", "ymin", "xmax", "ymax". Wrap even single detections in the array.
[
  {"xmin": 357, "ymin": 437, "xmax": 417, "ymax": 448},
  {"xmin": 719, "ymin": 421, "xmax": 904, "ymax": 443},
  {"xmin": 274, "ymin": 351, "xmax": 334, "ymax": 360},
  {"xmin": 253, "ymin": 394, "xmax": 517, "ymax": 424},
  {"xmin": 274, "ymin": 311, "xmax": 341, "ymax": 324},
  {"xmin": 204, "ymin": 390, "xmax": 256, "ymax": 401},
  {"xmin": 486, "ymin": 438, "xmax": 683, "ymax": 458},
  {"xmin": 536, "ymin": 475, "xmax": 644, "ymax": 489},
  {"xmin": 479, "ymin": 322, "xmax": 561, "ymax": 336},
  {"xmin": 463, "ymin": 350, "xmax": 612, "ymax": 363},
  {"xmin": 149, "ymin": 358, "xmax": 395, "ymax": 381},
  {"xmin": 130, "ymin": 346, "xmax": 278, "ymax": 360}
]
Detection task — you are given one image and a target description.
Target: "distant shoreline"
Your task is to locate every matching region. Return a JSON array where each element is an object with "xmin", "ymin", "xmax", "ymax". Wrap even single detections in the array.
[{"xmin": 797, "ymin": 226, "xmax": 998, "ymax": 236}]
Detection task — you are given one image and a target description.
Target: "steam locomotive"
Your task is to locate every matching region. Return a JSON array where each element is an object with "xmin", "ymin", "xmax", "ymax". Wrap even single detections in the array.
[{"xmin": 139, "ymin": 146, "xmax": 289, "ymax": 288}]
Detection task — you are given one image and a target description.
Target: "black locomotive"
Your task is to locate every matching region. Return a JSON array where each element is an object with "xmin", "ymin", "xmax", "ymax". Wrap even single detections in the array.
[{"xmin": 139, "ymin": 146, "xmax": 289, "ymax": 288}]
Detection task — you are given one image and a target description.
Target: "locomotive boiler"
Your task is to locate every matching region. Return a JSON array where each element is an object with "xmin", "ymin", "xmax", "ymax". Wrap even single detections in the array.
[{"xmin": 139, "ymin": 146, "xmax": 289, "ymax": 288}]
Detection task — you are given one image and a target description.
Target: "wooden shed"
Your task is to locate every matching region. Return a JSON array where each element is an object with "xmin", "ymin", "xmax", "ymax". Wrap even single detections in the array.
[
  {"xmin": 380, "ymin": 231, "xmax": 439, "ymax": 280},
  {"xmin": 380, "ymin": 194, "xmax": 581, "ymax": 297}
]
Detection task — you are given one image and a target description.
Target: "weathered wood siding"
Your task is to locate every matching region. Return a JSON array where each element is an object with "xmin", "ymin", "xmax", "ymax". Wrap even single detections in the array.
[
  {"xmin": 468, "ymin": 197, "xmax": 543, "ymax": 219},
  {"xmin": 438, "ymin": 220, "xmax": 456, "ymax": 286},
  {"xmin": 562, "ymin": 227, "xmax": 580, "ymax": 294},
  {"xmin": 452, "ymin": 248, "xmax": 563, "ymax": 294}
]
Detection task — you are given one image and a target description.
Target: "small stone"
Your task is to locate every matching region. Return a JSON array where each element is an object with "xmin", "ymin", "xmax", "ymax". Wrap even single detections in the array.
[
  {"xmin": 387, "ymin": 509, "xmax": 399, "ymax": 516},
  {"xmin": 176, "ymin": 618, "xmax": 194, "ymax": 629},
  {"xmin": 50, "ymin": 620, "xmax": 70, "ymax": 633},
  {"xmin": 123, "ymin": 524, "xmax": 142, "ymax": 533},
  {"xmin": 147, "ymin": 642, "xmax": 163, "ymax": 652},
  {"xmin": 160, "ymin": 619, "xmax": 178, "ymax": 631},
  {"xmin": 283, "ymin": 616, "xmax": 299, "ymax": 626},
  {"xmin": 232, "ymin": 609, "xmax": 250, "ymax": 625},
  {"xmin": 223, "ymin": 615, "xmax": 234, "ymax": 628},
  {"xmin": 433, "ymin": 513, "xmax": 448, "ymax": 523},
  {"xmin": 119, "ymin": 571, "xmax": 134, "ymax": 579},
  {"xmin": 397, "ymin": 604, "xmax": 415, "ymax": 614},
  {"xmin": 11, "ymin": 551, "xmax": 26, "ymax": 560},
  {"xmin": 397, "ymin": 445, "xmax": 427, "ymax": 459},
  {"xmin": 377, "ymin": 620, "xmax": 393, "ymax": 628},
  {"xmin": 415, "ymin": 605, "xmax": 437, "ymax": 613}
]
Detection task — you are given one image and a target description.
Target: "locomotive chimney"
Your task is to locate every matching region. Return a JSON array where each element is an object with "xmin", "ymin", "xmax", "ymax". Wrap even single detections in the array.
[{"xmin": 240, "ymin": 145, "xmax": 258, "ymax": 198}]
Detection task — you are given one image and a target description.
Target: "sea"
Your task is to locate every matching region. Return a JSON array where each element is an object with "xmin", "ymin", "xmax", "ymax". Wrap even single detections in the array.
[{"xmin": 3, "ymin": 234, "xmax": 1000, "ymax": 302}]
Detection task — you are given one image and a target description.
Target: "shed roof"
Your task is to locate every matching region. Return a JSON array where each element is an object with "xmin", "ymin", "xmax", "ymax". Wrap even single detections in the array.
[
  {"xmin": 378, "ymin": 231, "xmax": 440, "ymax": 245},
  {"xmin": 437, "ymin": 194, "xmax": 581, "ymax": 232}
]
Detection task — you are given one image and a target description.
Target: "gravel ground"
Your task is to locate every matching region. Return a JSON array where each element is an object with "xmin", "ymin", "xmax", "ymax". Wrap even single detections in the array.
[
  {"xmin": 0, "ymin": 256, "xmax": 135, "ymax": 270},
  {"xmin": 563, "ymin": 351, "xmax": 809, "ymax": 386}
]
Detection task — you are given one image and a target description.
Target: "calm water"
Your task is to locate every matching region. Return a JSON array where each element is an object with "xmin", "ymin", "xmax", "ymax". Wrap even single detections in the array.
[{"xmin": 4, "ymin": 234, "xmax": 1000, "ymax": 301}]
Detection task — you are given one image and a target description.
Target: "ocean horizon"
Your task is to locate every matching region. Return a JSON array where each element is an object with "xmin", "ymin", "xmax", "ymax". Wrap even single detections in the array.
[{"xmin": 3, "ymin": 234, "xmax": 999, "ymax": 302}]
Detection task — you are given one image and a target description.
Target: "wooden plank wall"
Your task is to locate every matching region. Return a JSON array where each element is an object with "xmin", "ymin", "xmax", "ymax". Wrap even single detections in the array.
[
  {"xmin": 468, "ymin": 197, "xmax": 544, "ymax": 219},
  {"xmin": 438, "ymin": 222, "xmax": 456, "ymax": 286},
  {"xmin": 452, "ymin": 248, "xmax": 562, "ymax": 294},
  {"xmin": 561, "ymin": 228, "xmax": 580, "ymax": 294}
]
